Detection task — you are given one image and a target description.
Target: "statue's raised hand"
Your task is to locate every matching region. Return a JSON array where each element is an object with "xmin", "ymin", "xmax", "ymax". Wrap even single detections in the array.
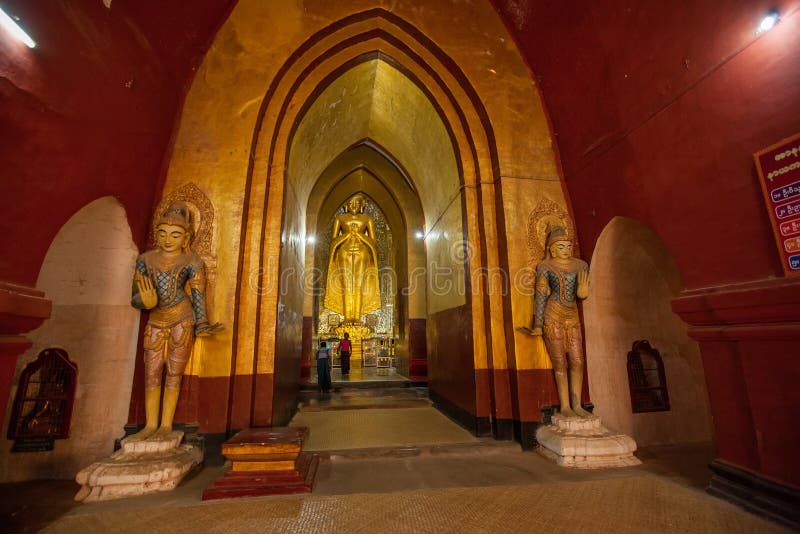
[
  {"xmin": 577, "ymin": 269, "xmax": 589, "ymax": 299},
  {"xmin": 135, "ymin": 271, "xmax": 158, "ymax": 309}
]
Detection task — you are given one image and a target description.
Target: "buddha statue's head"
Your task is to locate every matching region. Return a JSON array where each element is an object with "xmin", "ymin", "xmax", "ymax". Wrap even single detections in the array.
[
  {"xmin": 155, "ymin": 202, "xmax": 193, "ymax": 254},
  {"xmin": 347, "ymin": 194, "xmax": 365, "ymax": 214},
  {"xmin": 546, "ymin": 226, "xmax": 573, "ymax": 260}
]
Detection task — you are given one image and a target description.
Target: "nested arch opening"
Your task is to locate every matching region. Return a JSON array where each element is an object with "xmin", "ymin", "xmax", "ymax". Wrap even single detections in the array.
[
  {"xmin": 215, "ymin": 6, "xmax": 546, "ymax": 434},
  {"xmin": 281, "ymin": 56, "xmax": 461, "ymax": 385},
  {"xmin": 247, "ymin": 38, "xmax": 484, "ymax": 428},
  {"xmin": 234, "ymin": 16, "xmax": 501, "ymax": 426}
]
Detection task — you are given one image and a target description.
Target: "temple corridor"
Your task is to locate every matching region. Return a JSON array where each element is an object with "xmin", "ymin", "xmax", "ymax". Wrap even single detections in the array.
[{"xmin": 1, "ymin": 0, "xmax": 799, "ymax": 530}]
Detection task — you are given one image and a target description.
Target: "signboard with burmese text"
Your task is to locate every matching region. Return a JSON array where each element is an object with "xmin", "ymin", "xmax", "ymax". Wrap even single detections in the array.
[{"xmin": 754, "ymin": 132, "xmax": 800, "ymax": 277}]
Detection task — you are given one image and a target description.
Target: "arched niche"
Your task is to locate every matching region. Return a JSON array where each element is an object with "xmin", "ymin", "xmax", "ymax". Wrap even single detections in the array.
[
  {"xmin": 303, "ymin": 143, "xmax": 428, "ymax": 376},
  {"xmin": 584, "ymin": 216, "xmax": 713, "ymax": 446},
  {"xmin": 0, "ymin": 196, "xmax": 139, "ymax": 481}
]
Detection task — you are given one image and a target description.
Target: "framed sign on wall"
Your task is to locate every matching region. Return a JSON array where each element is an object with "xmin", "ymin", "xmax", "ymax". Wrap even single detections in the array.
[{"xmin": 754, "ymin": 132, "xmax": 800, "ymax": 277}]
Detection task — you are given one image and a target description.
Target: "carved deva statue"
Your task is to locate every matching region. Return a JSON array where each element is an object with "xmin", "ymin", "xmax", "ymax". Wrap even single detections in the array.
[
  {"xmin": 129, "ymin": 202, "xmax": 222, "ymax": 441},
  {"xmin": 324, "ymin": 194, "xmax": 381, "ymax": 322},
  {"xmin": 519, "ymin": 225, "xmax": 592, "ymax": 418}
]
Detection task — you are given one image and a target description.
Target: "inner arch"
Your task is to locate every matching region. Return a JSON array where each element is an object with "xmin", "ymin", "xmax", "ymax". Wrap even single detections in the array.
[{"xmin": 288, "ymin": 58, "xmax": 461, "ymax": 235}]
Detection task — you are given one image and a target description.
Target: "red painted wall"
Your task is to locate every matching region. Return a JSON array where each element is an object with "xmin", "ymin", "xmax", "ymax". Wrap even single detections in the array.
[
  {"xmin": 0, "ymin": 0, "xmax": 234, "ymax": 286},
  {"xmin": 493, "ymin": 0, "xmax": 800, "ymax": 288},
  {"xmin": 492, "ymin": 0, "xmax": 800, "ymax": 489}
]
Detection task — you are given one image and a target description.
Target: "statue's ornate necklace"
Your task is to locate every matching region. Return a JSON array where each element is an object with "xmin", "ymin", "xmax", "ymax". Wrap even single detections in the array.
[
  {"xmin": 149, "ymin": 254, "xmax": 186, "ymax": 272},
  {"xmin": 548, "ymin": 261, "xmax": 577, "ymax": 303}
]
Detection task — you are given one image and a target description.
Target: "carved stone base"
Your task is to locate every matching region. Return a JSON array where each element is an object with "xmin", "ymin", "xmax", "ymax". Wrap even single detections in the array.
[
  {"xmin": 74, "ymin": 431, "xmax": 202, "ymax": 502},
  {"xmin": 535, "ymin": 414, "xmax": 640, "ymax": 468}
]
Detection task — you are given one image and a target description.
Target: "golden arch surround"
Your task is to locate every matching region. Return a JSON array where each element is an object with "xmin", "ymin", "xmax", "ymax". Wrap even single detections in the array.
[
  {"xmin": 234, "ymin": 10, "xmax": 507, "ymax": 426},
  {"xmin": 160, "ymin": 3, "xmax": 570, "ymax": 431}
]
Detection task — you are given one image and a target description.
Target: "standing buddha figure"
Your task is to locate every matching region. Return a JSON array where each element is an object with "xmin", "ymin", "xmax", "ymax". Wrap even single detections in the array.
[
  {"xmin": 128, "ymin": 202, "xmax": 222, "ymax": 441},
  {"xmin": 520, "ymin": 225, "xmax": 592, "ymax": 418},
  {"xmin": 324, "ymin": 194, "xmax": 381, "ymax": 322}
]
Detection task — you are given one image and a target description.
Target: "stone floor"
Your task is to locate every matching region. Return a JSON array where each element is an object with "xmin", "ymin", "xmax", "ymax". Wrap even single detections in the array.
[
  {"xmin": 307, "ymin": 366, "xmax": 412, "ymax": 387},
  {"xmin": 290, "ymin": 407, "xmax": 479, "ymax": 451},
  {"xmin": 298, "ymin": 386, "xmax": 431, "ymax": 412}
]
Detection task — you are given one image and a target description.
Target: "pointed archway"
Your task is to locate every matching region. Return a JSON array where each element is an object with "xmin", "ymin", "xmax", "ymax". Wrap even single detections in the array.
[{"xmin": 157, "ymin": 3, "xmax": 571, "ymax": 447}]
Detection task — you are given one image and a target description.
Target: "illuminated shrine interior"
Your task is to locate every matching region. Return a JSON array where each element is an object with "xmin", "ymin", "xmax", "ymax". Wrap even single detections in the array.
[{"xmin": 0, "ymin": 0, "xmax": 798, "ymax": 530}]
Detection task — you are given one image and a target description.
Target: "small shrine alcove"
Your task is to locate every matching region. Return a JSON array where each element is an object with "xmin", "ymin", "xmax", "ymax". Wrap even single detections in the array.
[{"xmin": 584, "ymin": 216, "xmax": 713, "ymax": 446}]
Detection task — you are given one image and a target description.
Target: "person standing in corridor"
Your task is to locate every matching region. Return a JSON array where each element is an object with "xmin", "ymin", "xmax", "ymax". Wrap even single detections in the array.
[
  {"xmin": 317, "ymin": 340, "xmax": 332, "ymax": 394},
  {"xmin": 339, "ymin": 332, "xmax": 352, "ymax": 376}
]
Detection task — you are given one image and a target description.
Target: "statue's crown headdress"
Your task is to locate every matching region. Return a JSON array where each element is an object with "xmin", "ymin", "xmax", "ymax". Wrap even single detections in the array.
[
  {"xmin": 545, "ymin": 225, "xmax": 572, "ymax": 250},
  {"xmin": 157, "ymin": 202, "xmax": 193, "ymax": 232}
]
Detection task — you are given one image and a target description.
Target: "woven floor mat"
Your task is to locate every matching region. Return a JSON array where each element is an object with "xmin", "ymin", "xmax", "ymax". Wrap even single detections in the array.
[{"xmin": 46, "ymin": 475, "xmax": 787, "ymax": 533}]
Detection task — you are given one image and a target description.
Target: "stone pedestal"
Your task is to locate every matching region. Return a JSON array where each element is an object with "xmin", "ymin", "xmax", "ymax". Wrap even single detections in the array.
[
  {"xmin": 535, "ymin": 414, "xmax": 640, "ymax": 468},
  {"xmin": 74, "ymin": 431, "xmax": 202, "ymax": 502},
  {"xmin": 203, "ymin": 427, "xmax": 319, "ymax": 500}
]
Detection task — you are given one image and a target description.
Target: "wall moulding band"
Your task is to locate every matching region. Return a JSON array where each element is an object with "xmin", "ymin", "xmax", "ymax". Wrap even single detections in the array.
[
  {"xmin": 0, "ymin": 282, "xmax": 52, "ymax": 335},
  {"xmin": 672, "ymin": 277, "xmax": 800, "ymax": 326},
  {"xmin": 672, "ymin": 275, "xmax": 800, "ymax": 490}
]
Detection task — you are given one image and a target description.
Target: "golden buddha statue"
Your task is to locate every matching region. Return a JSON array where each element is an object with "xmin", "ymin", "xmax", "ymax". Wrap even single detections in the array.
[
  {"xmin": 324, "ymin": 194, "xmax": 381, "ymax": 322},
  {"xmin": 519, "ymin": 225, "xmax": 591, "ymax": 418},
  {"xmin": 128, "ymin": 202, "xmax": 222, "ymax": 441}
]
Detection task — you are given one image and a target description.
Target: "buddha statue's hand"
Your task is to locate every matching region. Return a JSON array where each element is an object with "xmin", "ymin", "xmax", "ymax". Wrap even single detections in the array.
[
  {"xmin": 331, "ymin": 233, "xmax": 349, "ymax": 249},
  {"xmin": 135, "ymin": 271, "xmax": 158, "ymax": 309},
  {"xmin": 353, "ymin": 231, "xmax": 376, "ymax": 249},
  {"xmin": 516, "ymin": 325, "xmax": 543, "ymax": 336},
  {"xmin": 576, "ymin": 270, "xmax": 589, "ymax": 299},
  {"xmin": 195, "ymin": 321, "xmax": 224, "ymax": 337}
]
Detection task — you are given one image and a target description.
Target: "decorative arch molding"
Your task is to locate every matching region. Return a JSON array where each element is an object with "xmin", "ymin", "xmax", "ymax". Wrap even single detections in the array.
[
  {"xmin": 160, "ymin": 1, "xmax": 569, "ymax": 437},
  {"xmin": 232, "ymin": 9, "xmax": 508, "ymax": 428},
  {"xmin": 313, "ymin": 167, "xmax": 409, "ymax": 242},
  {"xmin": 305, "ymin": 141, "xmax": 427, "ymax": 256}
]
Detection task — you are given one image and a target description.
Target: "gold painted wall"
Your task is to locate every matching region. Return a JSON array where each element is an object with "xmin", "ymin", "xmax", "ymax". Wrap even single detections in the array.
[
  {"xmin": 288, "ymin": 61, "xmax": 375, "ymax": 209},
  {"xmin": 425, "ymin": 199, "xmax": 468, "ymax": 315},
  {"xmin": 161, "ymin": 0, "xmax": 569, "ymax": 402}
]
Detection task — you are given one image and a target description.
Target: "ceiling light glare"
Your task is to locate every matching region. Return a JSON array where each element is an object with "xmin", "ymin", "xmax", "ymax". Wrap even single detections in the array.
[
  {"xmin": 415, "ymin": 231, "xmax": 424, "ymax": 240},
  {"xmin": 306, "ymin": 235, "xmax": 316, "ymax": 244},
  {"xmin": 757, "ymin": 11, "xmax": 780, "ymax": 33},
  {"xmin": 0, "ymin": 8, "xmax": 36, "ymax": 48}
]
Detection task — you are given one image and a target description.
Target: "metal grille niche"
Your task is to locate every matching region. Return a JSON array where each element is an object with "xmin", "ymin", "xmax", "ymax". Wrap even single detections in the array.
[
  {"xmin": 8, "ymin": 348, "xmax": 77, "ymax": 441},
  {"xmin": 627, "ymin": 340, "xmax": 670, "ymax": 413}
]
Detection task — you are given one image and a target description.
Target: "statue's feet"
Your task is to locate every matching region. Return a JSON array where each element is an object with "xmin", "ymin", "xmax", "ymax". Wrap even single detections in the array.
[
  {"xmin": 558, "ymin": 407, "xmax": 579, "ymax": 418},
  {"xmin": 151, "ymin": 426, "xmax": 174, "ymax": 440},
  {"xmin": 125, "ymin": 425, "xmax": 157, "ymax": 442},
  {"xmin": 573, "ymin": 404, "xmax": 594, "ymax": 418}
]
